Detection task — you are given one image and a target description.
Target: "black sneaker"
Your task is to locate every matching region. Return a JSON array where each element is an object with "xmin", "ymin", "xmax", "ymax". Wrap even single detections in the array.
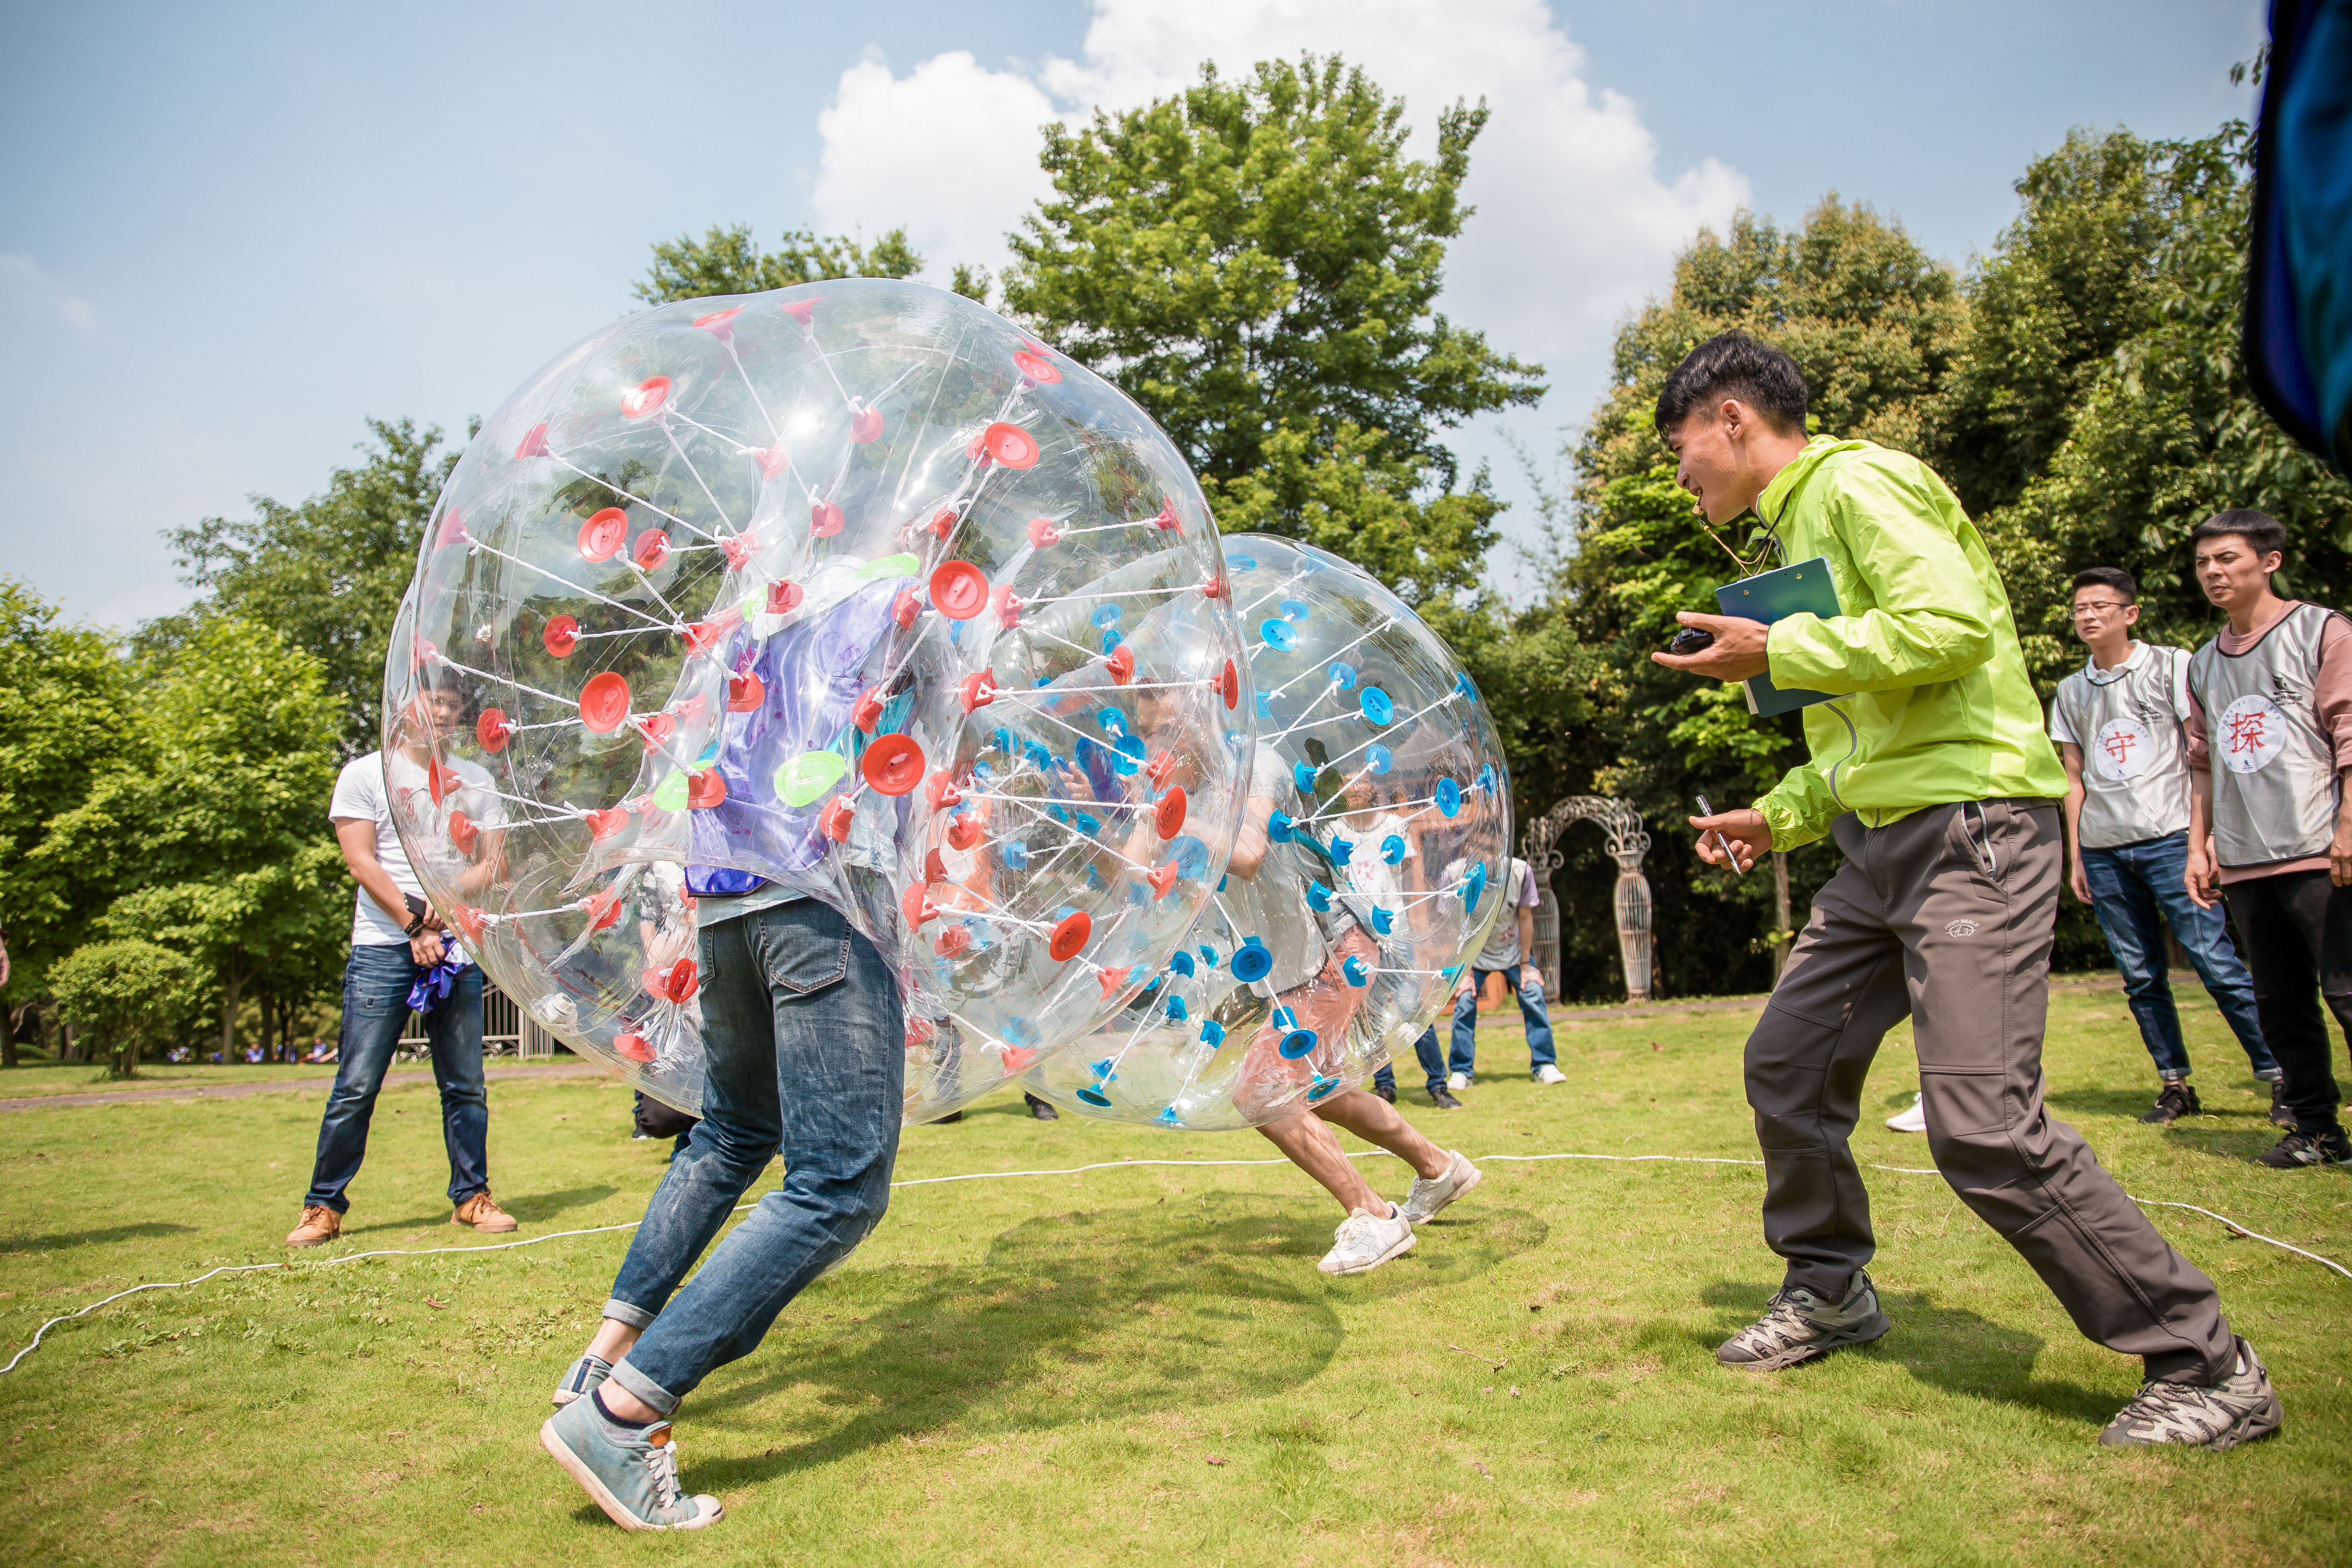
[
  {"xmin": 2252, "ymin": 1127, "xmax": 2352, "ymax": 1169},
  {"xmin": 2267, "ymin": 1079, "xmax": 2297, "ymax": 1130},
  {"xmin": 2139, "ymin": 1081, "xmax": 2200, "ymax": 1124},
  {"xmin": 1427, "ymin": 1087, "xmax": 1463, "ymax": 1110},
  {"xmin": 1023, "ymin": 1093, "xmax": 1058, "ymax": 1121},
  {"xmin": 1372, "ymin": 1082, "xmax": 1397, "ymax": 1104},
  {"xmin": 930, "ymin": 1110, "xmax": 964, "ymax": 1125}
]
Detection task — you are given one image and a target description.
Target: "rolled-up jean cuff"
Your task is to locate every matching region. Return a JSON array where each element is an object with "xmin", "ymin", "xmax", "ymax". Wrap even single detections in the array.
[
  {"xmin": 606, "ymin": 1356, "xmax": 680, "ymax": 1417},
  {"xmin": 601, "ymin": 1298, "xmax": 657, "ymax": 1331}
]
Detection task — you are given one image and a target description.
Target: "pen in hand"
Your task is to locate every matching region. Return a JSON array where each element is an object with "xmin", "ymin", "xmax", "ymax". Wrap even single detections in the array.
[{"xmin": 1695, "ymin": 794, "xmax": 1745, "ymax": 876}]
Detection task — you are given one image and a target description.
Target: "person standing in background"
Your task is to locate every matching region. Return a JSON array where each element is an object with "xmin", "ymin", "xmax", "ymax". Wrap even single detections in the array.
[
  {"xmin": 2050, "ymin": 566, "xmax": 2282, "ymax": 1127},
  {"xmin": 1443, "ymin": 856, "xmax": 1558, "ymax": 1090},
  {"xmin": 2184, "ymin": 511, "xmax": 2352, "ymax": 1170}
]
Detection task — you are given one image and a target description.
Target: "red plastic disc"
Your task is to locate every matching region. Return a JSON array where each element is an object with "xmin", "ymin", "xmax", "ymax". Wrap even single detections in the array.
[
  {"xmin": 614, "ymin": 1032, "xmax": 655, "ymax": 1064},
  {"xmin": 727, "ymin": 671, "xmax": 765, "ymax": 713},
  {"xmin": 584, "ymin": 887, "xmax": 624, "ymax": 931},
  {"xmin": 946, "ymin": 815, "xmax": 981, "ymax": 851},
  {"xmin": 981, "ymin": 422, "xmax": 1039, "ymax": 469},
  {"xmin": 636, "ymin": 712, "xmax": 676, "ymax": 750},
  {"xmin": 1048, "ymin": 911, "xmax": 1091, "ymax": 962},
  {"xmin": 682, "ymin": 620, "xmax": 721, "ymax": 657},
  {"xmin": 452, "ymin": 904, "xmax": 488, "ymax": 944},
  {"xmin": 901, "ymin": 883, "xmax": 938, "ymax": 928},
  {"xmin": 686, "ymin": 769, "xmax": 727, "ymax": 808},
  {"xmin": 906, "ymin": 1016, "xmax": 936, "ymax": 1047},
  {"xmin": 781, "ymin": 297, "xmax": 819, "ymax": 325},
  {"xmin": 662, "ymin": 956, "xmax": 700, "ymax": 1002},
  {"xmin": 1155, "ymin": 786, "xmax": 1188, "ymax": 839},
  {"xmin": 1146, "ymin": 750, "xmax": 1175, "ymax": 788},
  {"xmin": 1106, "ymin": 644, "xmax": 1135, "ymax": 684},
  {"xmin": 436, "ymin": 508, "xmax": 468, "ymax": 549},
  {"xmin": 1095, "ymin": 965, "xmax": 1132, "ymax": 999},
  {"xmin": 852, "ymin": 686, "xmax": 886, "ymax": 734},
  {"xmin": 579, "ymin": 672, "xmax": 631, "ymax": 734},
  {"xmin": 992, "ymin": 586, "xmax": 1023, "ymax": 629},
  {"xmin": 1200, "ymin": 574, "xmax": 1227, "ymax": 600},
  {"xmin": 722, "ymin": 533, "xmax": 757, "ymax": 571},
  {"xmin": 820, "ymin": 796, "xmax": 855, "ymax": 842},
  {"xmin": 514, "ymin": 423, "xmax": 550, "ymax": 460},
  {"xmin": 579, "ymin": 508, "xmax": 628, "ymax": 562},
  {"xmin": 631, "ymin": 529, "xmax": 671, "ymax": 571},
  {"xmin": 694, "ymin": 306, "xmax": 742, "ymax": 338},
  {"xmin": 850, "ymin": 405, "xmax": 885, "ymax": 444},
  {"xmin": 585, "ymin": 808, "xmax": 628, "ymax": 841},
  {"xmin": 620, "ymin": 375, "xmax": 671, "ymax": 420},
  {"xmin": 810, "ymin": 499, "xmax": 845, "ymax": 538},
  {"xmin": 427, "ymin": 755, "xmax": 453, "ymax": 807},
  {"xmin": 754, "ymin": 446, "xmax": 788, "ymax": 479},
  {"xmin": 925, "ymin": 848, "xmax": 949, "ymax": 885},
  {"xmin": 1147, "ymin": 861, "xmax": 1178, "ymax": 898},
  {"xmin": 861, "ymin": 733, "xmax": 925, "ymax": 796},
  {"xmin": 1220, "ymin": 658, "xmax": 1239, "ymax": 709},
  {"xmin": 929, "ymin": 506, "xmax": 959, "ymax": 539},
  {"xmin": 959, "ymin": 671, "xmax": 998, "ymax": 713},
  {"xmin": 476, "ymin": 708, "xmax": 511, "ymax": 753},
  {"xmin": 934, "ymin": 925, "xmax": 972, "ymax": 958},
  {"xmin": 448, "ymin": 810, "xmax": 479, "ymax": 856},
  {"xmin": 929, "ymin": 560, "xmax": 990, "ymax": 619},
  {"xmin": 925, "ymin": 770, "xmax": 964, "ymax": 810},
  {"xmin": 1027, "ymin": 516, "xmax": 1061, "ymax": 548},
  {"xmin": 766, "ymin": 579, "xmax": 803, "ymax": 614},
  {"xmin": 1153, "ymin": 499, "xmax": 1182, "ymax": 533},
  {"xmin": 891, "ymin": 588, "xmax": 921, "ymax": 628},
  {"xmin": 1013, "ymin": 349, "xmax": 1060, "ymax": 384}
]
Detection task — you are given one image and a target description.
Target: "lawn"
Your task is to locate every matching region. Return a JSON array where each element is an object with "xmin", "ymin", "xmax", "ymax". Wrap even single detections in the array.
[{"xmin": 1, "ymin": 978, "xmax": 2346, "ymax": 1566}]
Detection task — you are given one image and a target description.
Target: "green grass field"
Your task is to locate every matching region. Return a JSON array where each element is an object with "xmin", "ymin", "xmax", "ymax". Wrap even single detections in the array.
[{"xmin": 2, "ymin": 980, "xmax": 2346, "ymax": 1566}]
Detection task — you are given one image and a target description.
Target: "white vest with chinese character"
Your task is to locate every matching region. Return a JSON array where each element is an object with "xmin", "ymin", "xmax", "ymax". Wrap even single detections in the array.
[
  {"xmin": 2188, "ymin": 603, "xmax": 2345, "ymax": 868},
  {"xmin": 2051, "ymin": 646, "xmax": 2192, "ymax": 849}
]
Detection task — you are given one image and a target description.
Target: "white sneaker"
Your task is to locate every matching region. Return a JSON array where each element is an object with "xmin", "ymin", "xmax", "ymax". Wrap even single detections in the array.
[
  {"xmin": 1886, "ymin": 1092, "xmax": 1926, "ymax": 1133},
  {"xmin": 1446, "ymin": 1071, "xmax": 1470, "ymax": 1091},
  {"xmin": 1402, "ymin": 1150, "xmax": 1482, "ymax": 1224},
  {"xmin": 1318, "ymin": 1203, "xmax": 1416, "ymax": 1274},
  {"xmin": 1533, "ymin": 1063, "xmax": 1567, "ymax": 1084}
]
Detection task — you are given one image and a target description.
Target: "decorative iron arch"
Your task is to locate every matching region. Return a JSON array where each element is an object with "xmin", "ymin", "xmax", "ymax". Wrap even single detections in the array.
[{"xmin": 1522, "ymin": 797, "xmax": 1654, "ymax": 1002}]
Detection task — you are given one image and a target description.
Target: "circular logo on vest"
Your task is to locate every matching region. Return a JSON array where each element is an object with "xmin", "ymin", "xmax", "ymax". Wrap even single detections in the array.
[
  {"xmin": 2091, "ymin": 716, "xmax": 2156, "ymax": 782},
  {"xmin": 2217, "ymin": 693, "xmax": 2289, "ymax": 775}
]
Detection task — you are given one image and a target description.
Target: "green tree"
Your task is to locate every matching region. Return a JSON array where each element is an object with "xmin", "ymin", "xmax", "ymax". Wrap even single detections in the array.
[
  {"xmin": 150, "ymin": 418, "xmax": 458, "ymax": 753},
  {"xmin": 634, "ymin": 224, "xmax": 923, "ymax": 305},
  {"xmin": 36, "ymin": 619, "xmax": 344, "ymax": 1056},
  {"xmin": 1001, "ymin": 55, "xmax": 1543, "ymax": 597},
  {"xmin": 49, "ymin": 939, "xmax": 200, "ymax": 1079}
]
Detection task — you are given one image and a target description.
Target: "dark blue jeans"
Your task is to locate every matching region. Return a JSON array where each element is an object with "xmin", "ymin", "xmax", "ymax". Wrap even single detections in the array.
[
  {"xmin": 605, "ymin": 899, "xmax": 904, "ymax": 1417},
  {"xmin": 1371, "ymin": 1028, "xmax": 1451, "ymax": 1097},
  {"xmin": 2080, "ymin": 831, "xmax": 2277, "ymax": 1081},
  {"xmin": 1449, "ymin": 966, "xmax": 1556, "ymax": 1078},
  {"xmin": 303, "ymin": 942, "xmax": 487, "ymax": 1213}
]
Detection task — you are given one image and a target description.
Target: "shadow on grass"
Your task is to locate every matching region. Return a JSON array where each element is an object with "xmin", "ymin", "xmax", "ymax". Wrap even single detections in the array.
[
  {"xmin": 683, "ymin": 1191, "xmax": 1547, "ymax": 1485},
  {"xmin": 1695, "ymin": 1280, "xmax": 2114, "ymax": 1426},
  {"xmin": 0, "ymin": 1220, "xmax": 199, "ymax": 1253},
  {"xmin": 335, "ymin": 1184, "xmax": 624, "ymax": 1240}
]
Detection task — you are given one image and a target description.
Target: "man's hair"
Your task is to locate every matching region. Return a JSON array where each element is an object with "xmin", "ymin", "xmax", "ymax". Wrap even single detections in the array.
[
  {"xmin": 418, "ymin": 665, "xmax": 469, "ymax": 702},
  {"xmin": 2188, "ymin": 508, "xmax": 2288, "ymax": 561},
  {"xmin": 2070, "ymin": 566, "xmax": 2138, "ymax": 603},
  {"xmin": 1654, "ymin": 330, "xmax": 1810, "ymax": 438}
]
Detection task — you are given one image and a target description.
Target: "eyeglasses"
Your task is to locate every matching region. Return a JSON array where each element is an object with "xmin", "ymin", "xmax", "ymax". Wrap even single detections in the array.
[{"xmin": 2070, "ymin": 601, "xmax": 2134, "ymax": 619}]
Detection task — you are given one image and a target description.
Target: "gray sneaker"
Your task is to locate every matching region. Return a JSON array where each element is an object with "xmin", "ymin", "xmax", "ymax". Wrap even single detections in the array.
[
  {"xmin": 1715, "ymin": 1271, "xmax": 1891, "ymax": 1370},
  {"xmin": 552, "ymin": 1353, "xmax": 612, "ymax": 1409},
  {"xmin": 1401, "ymin": 1150, "xmax": 1482, "ymax": 1224},
  {"xmin": 539, "ymin": 1396, "xmax": 723, "ymax": 1531},
  {"xmin": 2099, "ymin": 1336, "xmax": 2282, "ymax": 1451}
]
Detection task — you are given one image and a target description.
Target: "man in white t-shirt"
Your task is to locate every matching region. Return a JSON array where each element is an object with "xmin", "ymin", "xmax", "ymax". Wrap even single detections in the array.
[
  {"xmin": 286, "ymin": 667, "xmax": 517, "ymax": 1246},
  {"xmin": 1443, "ymin": 857, "xmax": 1557, "ymax": 1087}
]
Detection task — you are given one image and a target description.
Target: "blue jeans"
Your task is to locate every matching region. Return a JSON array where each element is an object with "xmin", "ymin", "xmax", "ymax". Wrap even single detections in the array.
[
  {"xmin": 605, "ymin": 899, "xmax": 904, "ymax": 1417},
  {"xmin": 1450, "ymin": 966, "xmax": 1556, "ymax": 1078},
  {"xmin": 1369, "ymin": 1029, "xmax": 1449, "ymax": 1097},
  {"xmin": 303, "ymin": 942, "xmax": 487, "ymax": 1213},
  {"xmin": 2080, "ymin": 830, "xmax": 2277, "ymax": 1081}
]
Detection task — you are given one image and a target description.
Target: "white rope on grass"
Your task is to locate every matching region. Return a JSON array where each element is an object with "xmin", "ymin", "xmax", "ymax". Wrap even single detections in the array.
[{"xmin": 4, "ymin": 1147, "xmax": 2342, "ymax": 1378}]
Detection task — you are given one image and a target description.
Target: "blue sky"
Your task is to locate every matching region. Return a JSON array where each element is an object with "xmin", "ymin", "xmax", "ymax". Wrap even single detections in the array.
[{"xmin": 0, "ymin": 0, "xmax": 2264, "ymax": 628}]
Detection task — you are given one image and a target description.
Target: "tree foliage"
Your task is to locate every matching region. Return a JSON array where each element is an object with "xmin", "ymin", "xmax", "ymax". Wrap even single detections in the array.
[
  {"xmin": 634, "ymin": 224, "xmax": 923, "ymax": 305},
  {"xmin": 49, "ymin": 939, "xmax": 200, "ymax": 1079}
]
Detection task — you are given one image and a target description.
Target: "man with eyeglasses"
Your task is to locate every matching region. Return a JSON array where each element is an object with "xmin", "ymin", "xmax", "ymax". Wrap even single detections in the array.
[{"xmin": 2050, "ymin": 567, "xmax": 2282, "ymax": 1128}]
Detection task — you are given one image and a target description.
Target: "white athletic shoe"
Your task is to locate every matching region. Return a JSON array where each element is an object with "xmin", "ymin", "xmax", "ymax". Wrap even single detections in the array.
[
  {"xmin": 1401, "ymin": 1150, "xmax": 1483, "ymax": 1224},
  {"xmin": 1533, "ymin": 1063, "xmax": 1567, "ymax": 1085},
  {"xmin": 1886, "ymin": 1092, "xmax": 1927, "ymax": 1133},
  {"xmin": 1446, "ymin": 1071, "xmax": 1470, "ymax": 1091},
  {"xmin": 1319, "ymin": 1203, "xmax": 1416, "ymax": 1275}
]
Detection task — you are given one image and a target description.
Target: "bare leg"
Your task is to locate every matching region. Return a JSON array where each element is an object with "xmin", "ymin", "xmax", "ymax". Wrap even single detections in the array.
[
  {"xmin": 1311, "ymin": 1088, "xmax": 1449, "ymax": 1179},
  {"xmin": 1255, "ymin": 1108, "xmax": 1386, "ymax": 1214},
  {"xmin": 585, "ymin": 1319, "xmax": 640, "ymax": 1365}
]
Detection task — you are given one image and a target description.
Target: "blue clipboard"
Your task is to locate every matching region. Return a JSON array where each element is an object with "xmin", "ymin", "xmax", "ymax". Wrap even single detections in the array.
[{"xmin": 1716, "ymin": 556, "xmax": 1842, "ymax": 717}]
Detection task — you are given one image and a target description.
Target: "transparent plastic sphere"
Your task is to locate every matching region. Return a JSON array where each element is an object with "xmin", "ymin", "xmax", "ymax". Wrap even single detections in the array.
[
  {"xmin": 1021, "ymin": 535, "xmax": 1510, "ymax": 1129},
  {"xmin": 383, "ymin": 280, "xmax": 1250, "ymax": 1117}
]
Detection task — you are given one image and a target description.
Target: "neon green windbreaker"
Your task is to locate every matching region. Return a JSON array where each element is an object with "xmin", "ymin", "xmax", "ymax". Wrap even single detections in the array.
[{"xmin": 1749, "ymin": 436, "xmax": 2067, "ymax": 848}]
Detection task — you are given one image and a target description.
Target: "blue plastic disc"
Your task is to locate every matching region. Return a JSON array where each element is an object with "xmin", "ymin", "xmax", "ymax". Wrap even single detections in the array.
[
  {"xmin": 1278, "ymin": 598, "xmax": 1310, "ymax": 622},
  {"xmin": 1200, "ymin": 1019, "xmax": 1227, "ymax": 1046},
  {"xmin": 1436, "ymin": 778, "xmax": 1463, "ymax": 818},
  {"xmin": 1155, "ymin": 1106, "xmax": 1184, "ymax": 1126},
  {"xmin": 1228, "ymin": 554, "xmax": 1256, "ymax": 573},
  {"xmin": 1260, "ymin": 618, "xmax": 1297, "ymax": 651},
  {"xmin": 1366, "ymin": 743, "xmax": 1393, "ymax": 775},
  {"xmin": 1003, "ymin": 1016, "xmax": 1039, "ymax": 1046},
  {"xmin": 1231, "ymin": 939, "xmax": 1273, "ymax": 983},
  {"xmin": 1169, "ymin": 949, "xmax": 1196, "ymax": 978},
  {"xmin": 1305, "ymin": 1075, "xmax": 1338, "ymax": 1101},
  {"xmin": 1101, "ymin": 629, "xmax": 1123, "ymax": 655},
  {"xmin": 1306, "ymin": 880, "xmax": 1333, "ymax": 912},
  {"xmin": 1000, "ymin": 839, "xmax": 1029, "ymax": 870},
  {"xmin": 1476, "ymin": 763, "xmax": 1496, "ymax": 795},
  {"xmin": 1077, "ymin": 1086, "xmax": 1112, "ymax": 1107},
  {"xmin": 1198, "ymin": 944, "xmax": 1221, "ymax": 968},
  {"xmin": 1370, "ymin": 905, "xmax": 1394, "ymax": 935},
  {"xmin": 1342, "ymin": 955, "xmax": 1369, "ymax": 987},
  {"xmin": 1254, "ymin": 692, "xmax": 1274, "ymax": 720},
  {"xmin": 1360, "ymin": 687, "xmax": 1394, "ymax": 725},
  {"xmin": 1172, "ymin": 834, "xmax": 1210, "ymax": 880},
  {"xmin": 1089, "ymin": 1058, "xmax": 1114, "ymax": 1078},
  {"xmin": 1381, "ymin": 833, "xmax": 1406, "ymax": 865},
  {"xmin": 1096, "ymin": 707, "xmax": 1128, "ymax": 736},
  {"xmin": 1268, "ymin": 810, "xmax": 1294, "ymax": 843},
  {"xmin": 1329, "ymin": 835, "xmax": 1354, "ymax": 865},
  {"xmin": 1327, "ymin": 661, "xmax": 1357, "ymax": 690},
  {"xmin": 1463, "ymin": 859, "xmax": 1488, "ymax": 912},
  {"xmin": 1277, "ymin": 1026, "xmax": 1320, "ymax": 1060},
  {"xmin": 1292, "ymin": 760, "xmax": 1318, "ymax": 794},
  {"xmin": 1454, "ymin": 671, "xmax": 1477, "ymax": 702},
  {"xmin": 1272, "ymin": 1006, "xmax": 1297, "ymax": 1030},
  {"xmin": 1090, "ymin": 604, "xmax": 1121, "ymax": 628},
  {"xmin": 1074, "ymin": 812, "xmax": 1102, "ymax": 836},
  {"xmin": 1164, "ymin": 994, "xmax": 1189, "ymax": 1021}
]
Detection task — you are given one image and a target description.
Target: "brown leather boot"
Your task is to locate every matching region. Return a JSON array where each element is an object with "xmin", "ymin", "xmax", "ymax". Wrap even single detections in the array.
[
  {"xmin": 453, "ymin": 1190, "xmax": 518, "ymax": 1233},
  {"xmin": 285, "ymin": 1204, "xmax": 342, "ymax": 1247}
]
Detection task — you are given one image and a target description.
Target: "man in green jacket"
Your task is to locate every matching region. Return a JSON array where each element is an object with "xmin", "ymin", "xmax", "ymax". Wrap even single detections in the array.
[{"xmin": 1655, "ymin": 331, "xmax": 2279, "ymax": 1452}]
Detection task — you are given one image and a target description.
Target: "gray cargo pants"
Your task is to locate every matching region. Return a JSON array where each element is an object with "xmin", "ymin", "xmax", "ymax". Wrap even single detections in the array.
[{"xmin": 1747, "ymin": 799, "xmax": 2233, "ymax": 1384}]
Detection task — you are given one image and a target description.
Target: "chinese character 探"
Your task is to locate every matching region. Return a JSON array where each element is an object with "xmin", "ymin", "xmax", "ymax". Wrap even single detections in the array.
[{"xmin": 2226, "ymin": 708, "xmax": 2269, "ymax": 756}]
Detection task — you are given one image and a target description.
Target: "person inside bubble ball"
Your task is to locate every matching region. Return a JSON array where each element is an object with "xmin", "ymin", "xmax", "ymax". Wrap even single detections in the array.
[{"xmin": 1223, "ymin": 741, "xmax": 1482, "ymax": 1275}]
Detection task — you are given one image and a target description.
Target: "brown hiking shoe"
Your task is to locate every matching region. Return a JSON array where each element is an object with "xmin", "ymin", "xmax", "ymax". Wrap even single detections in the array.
[
  {"xmin": 453, "ymin": 1190, "xmax": 518, "ymax": 1233},
  {"xmin": 285, "ymin": 1204, "xmax": 342, "ymax": 1248}
]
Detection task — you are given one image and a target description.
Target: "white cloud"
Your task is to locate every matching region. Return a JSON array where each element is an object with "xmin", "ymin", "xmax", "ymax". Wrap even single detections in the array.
[
  {"xmin": 811, "ymin": 0, "xmax": 1746, "ymax": 408},
  {"xmin": 0, "ymin": 252, "xmax": 98, "ymax": 331}
]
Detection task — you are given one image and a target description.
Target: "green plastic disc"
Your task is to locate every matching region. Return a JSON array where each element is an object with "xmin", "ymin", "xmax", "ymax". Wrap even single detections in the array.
[
  {"xmin": 650, "ymin": 771, "xmax": 690, "ymax": 812},
  {"xmin": 778, "ymin": 750, "xmax": 848, "ymax": 806},
  {"xmin": 857, "ymin": 553, "xmax": 920, "ymax": 580}
]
